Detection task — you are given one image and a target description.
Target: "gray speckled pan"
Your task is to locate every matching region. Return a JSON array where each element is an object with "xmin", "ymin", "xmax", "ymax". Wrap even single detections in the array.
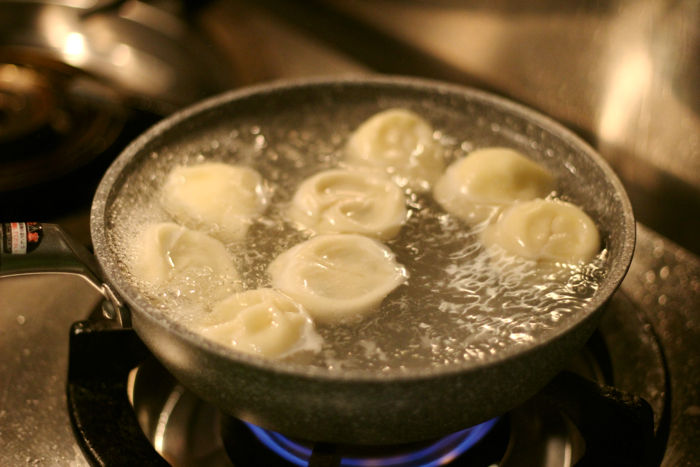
[{"xmin": 90, "ymin": 76, "xmax": 635, "ymax": 445}]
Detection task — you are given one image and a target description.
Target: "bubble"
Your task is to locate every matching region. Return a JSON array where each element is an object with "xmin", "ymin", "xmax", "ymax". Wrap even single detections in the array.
[{"xmin": 106, "ymin": 108, "xmax": 606, "ymax": 372}]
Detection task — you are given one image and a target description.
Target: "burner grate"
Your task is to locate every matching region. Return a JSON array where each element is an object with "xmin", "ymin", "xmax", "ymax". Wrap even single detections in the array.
[
  {"xmin": 0, "ymin": 53, "xmax": 129, "ymax": 192},
  {"xmin": 66, "ymin": 319, "xmax": 659, "ymax": 466}
]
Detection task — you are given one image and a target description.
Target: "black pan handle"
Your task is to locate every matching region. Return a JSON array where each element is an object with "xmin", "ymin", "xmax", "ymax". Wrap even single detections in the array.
[
  {"xmin": 0, "ymin": 222, "xmax": 131, "ymax": 327},
  {"xmin": 67, "ymin": 320, "xmax": 169, "ymax": 466}
]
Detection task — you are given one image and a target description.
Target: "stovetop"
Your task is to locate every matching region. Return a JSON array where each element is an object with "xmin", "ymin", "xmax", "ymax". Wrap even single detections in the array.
[
  {"xmin": 1, "ymin": 225, "xmax": 697, "ymax": 466},
  {"xmin": 0, "ymin": 1, "xmax": 698, "ymax": 465}
]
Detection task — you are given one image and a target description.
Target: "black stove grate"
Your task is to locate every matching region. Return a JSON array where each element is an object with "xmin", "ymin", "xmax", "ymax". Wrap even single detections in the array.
[{"xmin": 66, "ymin": 319, "xmax": 658, "ymax": 466}]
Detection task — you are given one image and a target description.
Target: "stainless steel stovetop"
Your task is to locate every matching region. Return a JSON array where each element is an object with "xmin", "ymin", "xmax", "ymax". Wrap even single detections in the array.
[
  {"xmin": 2, "ymin": 225, "xmax": 697, "ymax": 465},
  {"xmin": 0, "ymin": 1, "xmax": 698, "ymax": 465}
]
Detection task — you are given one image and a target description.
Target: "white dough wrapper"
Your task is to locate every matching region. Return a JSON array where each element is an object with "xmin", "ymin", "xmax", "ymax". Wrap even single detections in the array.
[
  {"xmin": 268, "ymin": 234, "xmax": 408, "ymax": 323},
  {"xmin": 482, "ymin": 199, "xmax": 600, "ymax": 264},
  {"xmin": 161, "ymin": 162, "xmax": 270, "ymax": 242},
  {"xmin": 344, "ymin": 108, "xmax": 444, "ymax": 192},
  {"xmin": 131, "ymin": 222, "xmax": 241, "ymax": 302},
  {"xmin": 287, "ymin": 169, "xmax": 407, "ymax": 240},
  {"xmin": 198, "ymin": 289, "xmax": 322, "ymax": 359},
  {"xmin": 434, "ymin": 147, "xmax": 555, "ymax": 225}
]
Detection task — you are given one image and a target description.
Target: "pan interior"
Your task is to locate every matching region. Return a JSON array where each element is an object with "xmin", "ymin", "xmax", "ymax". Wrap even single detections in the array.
[{"xmin": 98, "ymin": 78, "xmax": 629, "ymax": 375}]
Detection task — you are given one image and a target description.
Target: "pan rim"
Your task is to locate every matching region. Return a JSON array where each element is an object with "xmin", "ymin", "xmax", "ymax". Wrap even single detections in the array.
[{"xmin": 91, "ymin": 74, "xmax": 635, "ymax": 383}]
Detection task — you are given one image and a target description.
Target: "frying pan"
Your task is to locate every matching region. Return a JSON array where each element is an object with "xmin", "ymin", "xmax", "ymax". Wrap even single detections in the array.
[{"xmin": 4, "ymin": 76, "xmax": 636, "ymax": 445}]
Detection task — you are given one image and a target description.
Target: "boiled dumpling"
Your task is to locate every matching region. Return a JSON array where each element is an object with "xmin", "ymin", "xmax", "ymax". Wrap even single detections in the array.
[
  {"xmin": 161, "ymin": 162, "xmax": 270, "ymax": 242},
  {"xmin": 434, "ymin": 147, "xmax": 554, "ymax": 225},
  {"xmin": 344, "ymin": 108, "xmax": 444, "ymax": 192},
  {"xmin": 287, "ymin": 168, "xmax": 407, "ymax": 240},
  {"xmin": 268, "ymin": 234, "xmax": 408, "ymax": 323},
  {"xmin": 482, "ymin": 199, "xmax": 600, "ymax": 264},
  {"xmin": 198, "ymin": 288, "xmax": 321, "ymax": 358},
  {"xmin": 131, "ymin": 222, "xmax": 241, "ymax": 301}
]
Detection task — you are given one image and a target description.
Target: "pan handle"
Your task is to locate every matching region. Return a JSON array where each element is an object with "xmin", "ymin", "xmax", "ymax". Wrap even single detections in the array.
[{"xmin": 0, "ymin": 222, "xmax": 131, "ymax": 327}]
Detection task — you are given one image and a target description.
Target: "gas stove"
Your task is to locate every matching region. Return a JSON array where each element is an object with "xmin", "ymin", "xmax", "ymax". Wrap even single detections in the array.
[
  {"xmin": 2, "ymin": 225, "xmax": 697, "ymax": 466},
  {"xmin": 0, "ymin": 1, "xmax": 698, "ymax": 466},
  {"xmin": 66, "ymin": 258, "xmax": 666, "ymax": 466}
]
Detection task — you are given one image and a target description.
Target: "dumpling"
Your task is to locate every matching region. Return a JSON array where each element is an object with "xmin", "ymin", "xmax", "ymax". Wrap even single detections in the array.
[
  {"xmin": 161, "ymin": 162, "xmax": 270, "ymax": 242},
  {"xmin": 198, "ymin": 288, "xmax": 321, "ymax": 358},
  {"xmin": 434, "ymin": 147, "xmax": 554, "ymax": 225},
  {"xmin": 482, "ymin": 199, "xmax": 600, "ymax": 264},
  {"xmin": 344, "ymin": 108, "xmax": 444, "ymax": 192},
  {"xmin": 268, "ymin": 234, "xmax": 408, "ymax": 323},
  {"xmin": 131, "ymin": 222, "xmax": 240, "ymax": 301},
  {"xmin": 287, "ymin": 168, "xmax": 407, "ymax": 240}
]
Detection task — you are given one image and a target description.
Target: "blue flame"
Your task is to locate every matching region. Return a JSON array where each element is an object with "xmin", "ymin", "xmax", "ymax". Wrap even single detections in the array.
[{"xmin": 246, "ymin": 418, "xmax": 499, "ymax": 466}]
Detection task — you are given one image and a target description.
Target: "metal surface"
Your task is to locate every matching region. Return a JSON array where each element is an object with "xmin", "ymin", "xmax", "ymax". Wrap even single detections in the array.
[
  {"xmin": 90, "ymin": 76, "xmax": 634, "ymax": 444},
  {"xmin": 0, "ymin": 56, "xmax": 129, "ymax": 191},
  {"xmin": 619, "ymin": 224, "xmax": 700, "ymax": 467},
  {"xmin": 0, "ymin": 274, "xmax": 98, "ymax": 466},
  {"xmin": 1, "ymin": 226, "xmax": 695, "ymax": 464},
  {"xmin": 0, "ymin": 223, "xmax": 130, "ymax": 326},
  {"xmin": 241, "ymin": 0, "xmax": 700, "ymax": 256},
  {"xmin": 0, "ymin": 0, "xmax": 238, "ymax": 191},
  {"xmin": 0, "ymin": 0, "xmax": 697, "ymax": 463},
  {"xmin": 0, "ymin": 0, "xmax": 235, "ymax": 114}
]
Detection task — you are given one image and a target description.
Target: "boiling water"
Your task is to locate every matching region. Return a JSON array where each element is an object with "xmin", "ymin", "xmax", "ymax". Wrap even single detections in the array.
[{"xmin": 107, "ymin": 116, "xmax": 607, "ymax": 372}]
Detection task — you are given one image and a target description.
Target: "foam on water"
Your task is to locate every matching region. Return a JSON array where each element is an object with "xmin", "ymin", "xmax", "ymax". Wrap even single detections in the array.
[{"xmin": 107, "ymin": 114, "xmax": 607, "ymax": 371}]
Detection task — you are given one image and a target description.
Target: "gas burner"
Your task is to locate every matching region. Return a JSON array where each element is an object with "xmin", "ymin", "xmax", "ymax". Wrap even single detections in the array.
[
  {"xmin": 64, "ymin": 285, "xmax": 665, "ymax": 467},
  {"xmin": 0, "ymin": 53, "xmax": 127, "ymax": 191},
  {"xmin": 124, "ymin": 355, "xmax": 511, "ymax": 466},
  {"xmin": 0, "ymin": 63, "xmax": 54, "ymax": 144},
  {"xmin": 117, "ymin": 346, "xmax": 652, "ymax": 467},
  {"xmin": 227, "ymin": 417, "xmax": 500, "ymax": 466},
  {"xmin": 0, "ymin": 0, "xmax": 238, "ymax": 195}
]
